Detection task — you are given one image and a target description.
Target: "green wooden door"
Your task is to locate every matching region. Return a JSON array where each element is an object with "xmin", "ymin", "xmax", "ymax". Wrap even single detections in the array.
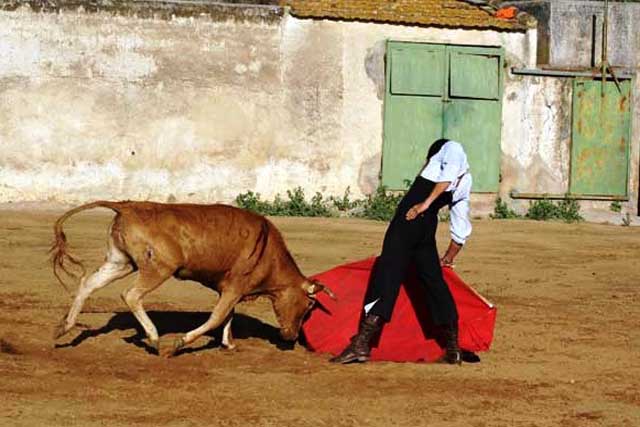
[
  {"xmin": 570, "ymin": 80, "xmax": 632, "ymax": 197},
  {"xmin": 382, "ymin": 43, "xmax": 445, "ymax": 189},
  {"xmin": 443, "ymin": 47, "xmax": 503, "ymax": 192},
  {"xmin": 383, "ymin": 42, "xmax": 503, "ymax": 191}
]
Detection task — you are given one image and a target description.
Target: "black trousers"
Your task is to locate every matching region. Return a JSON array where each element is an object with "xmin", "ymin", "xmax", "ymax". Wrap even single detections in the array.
[{"xmin": 364, "ymin": 177, "xmax": 459, "ymax": 326}]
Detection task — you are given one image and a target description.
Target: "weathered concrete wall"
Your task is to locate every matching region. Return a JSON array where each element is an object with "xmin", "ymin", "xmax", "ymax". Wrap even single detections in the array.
[
  {"xmin": 0, "ymin": 5, "xmax": 535, "ymax": 212},
  {"xmin": 0, "ymin": 6, "xmax": 291, "ymax": 203},
  {"xmin": 550, "ymin": 0, "xmax": 640, "ymax": 69},
  {"xmin": 501, "ymin": 75, "xmax": 573, "ymax": 196},
  {"xmin": 3, "ymin": 4, "xmax": 635, "ymax": 221},
  {"xmin": 501, "ymin": 73, "xmax": 640, "ymax": 222},
  {"xmin": 549, "ymin": 0, "xmax": 640, "ymax": 220},
  {"xmin": 508, "ymin": 0, "xmax": 640, "ymax": 68}
]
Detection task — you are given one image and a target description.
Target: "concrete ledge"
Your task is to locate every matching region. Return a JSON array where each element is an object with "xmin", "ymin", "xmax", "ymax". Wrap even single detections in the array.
[
  {"xmin": 510, "ymin": 191, "xmax": 629, "ymax": 202},
  {"xmin": 0, "ymin": 0, "xmax": 285, "ymax": 22}
]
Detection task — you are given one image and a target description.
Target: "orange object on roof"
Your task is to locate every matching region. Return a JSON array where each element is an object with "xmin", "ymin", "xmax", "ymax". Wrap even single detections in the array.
[{"xmin": 496, "ymin": 6, "xmax": 518, "ymax": 20}]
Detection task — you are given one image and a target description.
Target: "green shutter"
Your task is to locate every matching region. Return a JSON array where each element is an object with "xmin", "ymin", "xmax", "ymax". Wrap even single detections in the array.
[
  {"xmin": 390, "ymin": 44, "xmax": 445, "ymax": 96},
  {"xmin": 449, "ymin": 50, "xmax": 500, "ymax": 100},
  {"xmin": 444, "ymin": 47, "xmax": 503, "ymax": 192},
  {"xmin": 570, "ymin": 80, "xmax": 631, "ymax": 197},
  {"xmin": 443, "ymin": 100, "xmax": 502, "ymax": 192},
  {"xmin": 382, "ymin": 42, "xmax": 503, "ymax": 192},
  {"xmin": 383, "ymin": 42, "xmax": 445, "ymax": 189}
]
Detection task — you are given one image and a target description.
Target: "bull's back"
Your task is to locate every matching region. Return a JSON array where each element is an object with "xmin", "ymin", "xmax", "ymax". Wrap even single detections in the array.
[{"xmin": 117, "ymin": 202, "xmax": 269, "ymax": 272}]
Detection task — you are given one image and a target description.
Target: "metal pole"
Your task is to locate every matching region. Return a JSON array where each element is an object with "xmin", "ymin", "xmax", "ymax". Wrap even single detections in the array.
[
  {"xmin": 601, "ymin": 0, "xmax": 609, "ymax": 96},
  {"xmin": 602, "ymin": 0, "xmax": 608, "ymax": 65}
]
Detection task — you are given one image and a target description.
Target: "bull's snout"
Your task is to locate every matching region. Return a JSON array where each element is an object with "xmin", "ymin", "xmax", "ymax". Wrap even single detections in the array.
[{"xmin": 280, "ymin": 328, "xmax": 299, "ymax": 341}]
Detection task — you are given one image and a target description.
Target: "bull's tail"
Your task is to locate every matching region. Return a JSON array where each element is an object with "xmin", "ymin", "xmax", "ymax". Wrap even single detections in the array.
[{"xmin": 50, "ymin": 201, "xmax": 124, "ymax": 293}]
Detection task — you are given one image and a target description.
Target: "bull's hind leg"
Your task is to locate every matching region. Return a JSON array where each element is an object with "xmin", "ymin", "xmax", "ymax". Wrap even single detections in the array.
[
  {"xmin": 221, "ymin": 309, "xmax": 235, "ymax": 350},
  {"xmin": 169, "ymin": 289, "xmax": 241, "ymax": 357},
  {"xmin": 121, "ymin": 268, "xmax": 172, "ymax": 353},
  {"xmin": 54, "ymin": 236, "xmax": 134, "ymax": 340}
]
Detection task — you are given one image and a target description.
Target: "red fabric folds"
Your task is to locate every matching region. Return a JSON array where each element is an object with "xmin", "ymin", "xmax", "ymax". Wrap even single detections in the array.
[{"xmin": 303, "ymin": 257, "xmax": 497, "ymax": 362}]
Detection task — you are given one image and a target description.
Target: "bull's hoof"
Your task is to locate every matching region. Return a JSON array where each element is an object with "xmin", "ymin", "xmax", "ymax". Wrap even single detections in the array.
[
  {"xmin": 53, "ymin": 322, "xmax": 69, "ymax": 340},
  {"xmin": 149, "ymin": 339, "xmax": 160, "ymax": 355},
  {"xmin": 164, "ymin": 337, "xmax": 185, "ymax": 358},
  {"xmin": 221, "ymin": 342, "xmax": 237, "ymax": 351},
  {"xmin": 75, "ymin": 322, "xmax": 92, "ymax": 330}
]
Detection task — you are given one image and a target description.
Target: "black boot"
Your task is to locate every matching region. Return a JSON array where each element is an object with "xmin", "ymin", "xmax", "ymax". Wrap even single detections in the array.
[
  {"xmin": 437, "ymin": 324, "xmax": 462, "ymax": 365},
  {"xmin": 330, "ymin": 314, "xmax": 384, "ymax": 364}
]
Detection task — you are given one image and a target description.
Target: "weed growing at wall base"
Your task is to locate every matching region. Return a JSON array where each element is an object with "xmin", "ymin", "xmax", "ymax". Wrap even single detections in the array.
[
  {"xmin": 328, "ymin": 187, "xmax": 360, "ymax": 212},
  {"xmin": 356, "ymin": 186, "xmax": 404, "ymax": 221},
  {"xmin": 610, "ymin": 201, "xmax": 622, "ymax": 213},
  {"xmin": 490, "ymin": 197, "xmax": 521, "ymax": 219},
  {"xmin": 235, "ymin": 187, "xmax": 332, "ymax": 217},
  {"xmin": 237, "ymin": 189, "xmax": 586, "ymax": 223},
  {"xmin": 235, "ymin": 187, "xmax": 403, "ymax": 221},
  {"xmin": 526, "ymin": 198, "xmax": 584, "ymax": 223}
]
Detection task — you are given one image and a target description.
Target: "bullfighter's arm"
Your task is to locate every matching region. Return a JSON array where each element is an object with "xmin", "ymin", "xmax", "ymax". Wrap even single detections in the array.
[{"xmin": 405, "ymin": 181, "xmax": 451, "ymax": 221}]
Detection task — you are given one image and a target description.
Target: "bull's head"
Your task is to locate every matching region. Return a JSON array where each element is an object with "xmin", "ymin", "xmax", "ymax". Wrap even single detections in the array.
[{"xmin": 272, "ymin": 279, "xmax": 336, "ymax": 341}]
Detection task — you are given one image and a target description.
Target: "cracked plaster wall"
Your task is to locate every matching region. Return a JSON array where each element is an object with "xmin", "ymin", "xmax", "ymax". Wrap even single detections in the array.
[{"xmin": 6, "ymin": 7, "xmax": 621, "ymax": 218}]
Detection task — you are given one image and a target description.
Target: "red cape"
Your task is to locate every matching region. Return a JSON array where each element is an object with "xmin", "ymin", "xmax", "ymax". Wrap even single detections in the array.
[{"xmin": 302, "ymin": 257, "xmax": 497, "ymax": 362}]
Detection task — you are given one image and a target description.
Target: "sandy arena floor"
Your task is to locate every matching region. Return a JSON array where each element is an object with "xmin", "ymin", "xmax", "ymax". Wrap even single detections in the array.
[{"xmin": 0, "ymin": 208, "xmax": 639, "ymax": 427}]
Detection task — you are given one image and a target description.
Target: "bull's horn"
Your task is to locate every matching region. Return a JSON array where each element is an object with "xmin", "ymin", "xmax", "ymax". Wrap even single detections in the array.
[{"xmin": 303, "ymin": 280, "xmax": 337, "ymax": 300}]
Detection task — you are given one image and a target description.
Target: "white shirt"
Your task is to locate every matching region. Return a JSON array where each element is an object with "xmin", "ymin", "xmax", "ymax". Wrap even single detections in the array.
[{"xmin": 419, "ymin": 141, "xmax": 473, "ymax": 245}]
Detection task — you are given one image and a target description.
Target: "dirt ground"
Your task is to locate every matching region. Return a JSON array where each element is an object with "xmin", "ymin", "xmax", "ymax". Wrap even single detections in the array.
[{"xmin": 0, "ymin": 208, "xmax": 639, "ymax": 427}]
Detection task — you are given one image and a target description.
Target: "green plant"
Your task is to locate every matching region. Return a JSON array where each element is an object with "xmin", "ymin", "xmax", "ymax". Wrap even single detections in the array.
[
  {"xmin": 284, "ymin": 187, "xmax": 306, "ymax": 214},
  {"xmin": 526, "ymin": 199, "xmax": 558, "ymax": 221},
  {"xmin": 526, "ymin": 198, "xmax": 583, "ymax": 223},
  {"xmin": 356, "ymin": 186, "xmax": 404, "ymax": 221},
  {"xmin": 610, "ymin": 201, "xmax": 622, "ymax": 213},
  {"xmin": 235, "ymin": 187, "xmax": 332, "ymax": 217},
  {"xmin": 310, "ymin": 191, "xmax": 332, "ymax": 217},
  {"xmin": 490, "ymin": 197, "xmax": 520, "ymax": 219},
  {"xmin": 329, "ymin": 187, "xmax": 359, "ymax": 212},
  {"xmin": 235, "ymin": 191, "xmax": 271, "ymax": 214},
  {"xmin": 556, "ymin": 199, "xmax": 583, "ymax": 223}
]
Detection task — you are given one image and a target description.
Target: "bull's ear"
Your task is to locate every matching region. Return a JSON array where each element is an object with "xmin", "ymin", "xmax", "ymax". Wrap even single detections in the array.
[{"xmin": 302, "ymin": 280, "xmax": 337, "ymax": 300}]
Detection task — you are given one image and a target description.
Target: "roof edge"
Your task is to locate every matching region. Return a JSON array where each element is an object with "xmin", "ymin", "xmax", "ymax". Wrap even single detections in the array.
[
  {"xmin": 0, "ymin": 0, "xmax": 285, "ymax": 22},
  {"xmin": 286, "ymin": 12, "xmax": 531, "ymax": 33},
  {"xmin": 283, "ymin": 0, "xmax": 537, "ymax": 32},
  {"xmin": 458, "ymin": 0, "xmax": 538, "ymax": 29}
]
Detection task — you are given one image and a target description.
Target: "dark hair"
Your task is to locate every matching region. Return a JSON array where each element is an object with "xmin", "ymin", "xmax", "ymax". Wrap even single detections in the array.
[{"xmin": 427, "ymin": 138, "xmax": 449, "ymax": 161}]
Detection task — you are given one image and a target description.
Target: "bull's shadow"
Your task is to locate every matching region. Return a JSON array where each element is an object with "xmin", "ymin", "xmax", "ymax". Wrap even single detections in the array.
[{"xmin": 57, "ymin": 311, "xmax": 293, "ymax": 355}]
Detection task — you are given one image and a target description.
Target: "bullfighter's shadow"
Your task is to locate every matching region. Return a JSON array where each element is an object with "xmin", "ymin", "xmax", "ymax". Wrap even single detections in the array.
[{"xmin": 56, "ymin": 311, "xmax": 294, "ymax": 355}]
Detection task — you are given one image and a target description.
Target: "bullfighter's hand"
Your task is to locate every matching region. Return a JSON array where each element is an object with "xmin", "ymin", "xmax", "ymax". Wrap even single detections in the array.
[
  {"xmin": 406, "ymin": 202, "xmax": 428, "ymax": 221},
  {"xmin": 440, "ymin": 256, "xmax": 454, "ymax": 268}
]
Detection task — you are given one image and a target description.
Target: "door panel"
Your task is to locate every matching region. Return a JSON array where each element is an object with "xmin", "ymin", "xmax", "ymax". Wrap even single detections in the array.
[
  {"xmin": 390, "ymin": 45, "xmax": 445, "ymax": 96},
  {"xmin": 383, "ymin": 42, "xmax": 446, "ymax": 189},
  {"xmin": 383, "ymin": 97, "xmax": 443, "ymax": 189},
  {"xmin": 443, "ymin": 99, "xmax": 501, "ymax": 192},
  {"xmin": 570, "ymin": 80, "xmax": 631, "ymax": 196},
  {"xmin": 382, "ymin": 42, "xmax": 503, "ymax": 192},
  {"xmin": 445, "ymin": 46, "xmax": 503, "ymax": 191},
  {"xmin": 449, "ymin": 51, "xmax": 500, "ymax": 100}
]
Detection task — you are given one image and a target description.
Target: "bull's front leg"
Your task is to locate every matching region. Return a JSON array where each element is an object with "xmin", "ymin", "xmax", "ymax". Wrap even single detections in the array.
[
  {"xmin": 121, "ymin": 268, "xmax": 172, "ymax": 354},
  {"xmin": 167, "ymin": 290, "xmax": 241, "ymax": 357}
]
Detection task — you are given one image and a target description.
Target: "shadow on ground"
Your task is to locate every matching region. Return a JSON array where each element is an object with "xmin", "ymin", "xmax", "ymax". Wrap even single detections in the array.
[{"xmin": 56, "ymin": 311, "xmax": 294, "ymax": 355}]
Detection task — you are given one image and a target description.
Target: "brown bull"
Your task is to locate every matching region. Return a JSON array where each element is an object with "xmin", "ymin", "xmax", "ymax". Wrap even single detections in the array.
[{"xmin": 50, "ymin": 201, "xmax": 334, "ymax": 356}]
